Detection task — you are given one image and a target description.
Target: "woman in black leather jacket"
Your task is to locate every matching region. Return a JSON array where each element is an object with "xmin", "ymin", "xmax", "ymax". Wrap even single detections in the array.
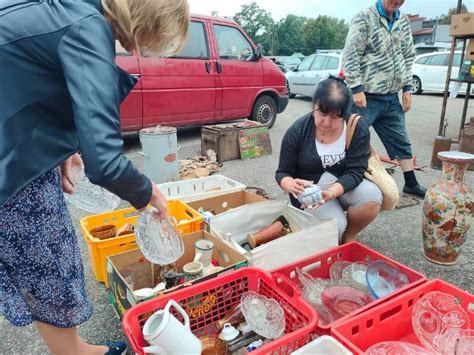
[{"xmin": 0, "ymin": 1, "xmax": 189, "ymax": 353}]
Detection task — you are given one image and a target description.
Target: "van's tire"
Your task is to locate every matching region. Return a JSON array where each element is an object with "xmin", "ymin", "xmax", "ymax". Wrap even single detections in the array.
[{"xmin": 251, "ymin": 95, "xmax": 277, "ymax": 128}]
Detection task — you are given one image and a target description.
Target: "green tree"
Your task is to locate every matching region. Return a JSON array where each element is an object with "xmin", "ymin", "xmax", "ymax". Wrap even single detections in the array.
[
  {"xmin": 234, "ymin": 1, "xmax": 274, "ymax": 51},
  {"xmin": 439, "ymin": 5, "xmax": 469, "ymax": 24},
  {"xmin": 275, "ymin": 15, "xmax": 307, "ymax": 55},
  {"xmin": 301, "ymin": 16, "xmax": 348, "ymax": 53},
  {"xmin": 255, "ymin": 24, "xmax": 277, "ymax": 55}
]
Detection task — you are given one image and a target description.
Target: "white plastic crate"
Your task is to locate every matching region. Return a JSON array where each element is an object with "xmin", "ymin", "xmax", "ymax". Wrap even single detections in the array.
[
  {"xmin": 291, "ymin": 335, "xmax": 351, "ymax": 355},
  {"xmin": 156, "ymin": 174, "xmax": 246, "ymax": 202}
]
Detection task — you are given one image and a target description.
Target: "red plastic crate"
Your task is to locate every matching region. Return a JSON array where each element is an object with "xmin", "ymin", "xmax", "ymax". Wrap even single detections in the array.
[
  {"xmin": 270, "ymin": 242, "xmax": 426, "ymax": 335},
  {"xmin": 122, "ymin": 267, "xmax": 318, "ymax": 355},
  {"xmin": 331, "ymin": 279, "xmax": 474, "ymax": 354}
]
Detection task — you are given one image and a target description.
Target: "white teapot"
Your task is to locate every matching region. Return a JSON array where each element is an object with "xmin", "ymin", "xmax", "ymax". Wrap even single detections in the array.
[{"xmin": 142, "ymin": 300, "xmax": 201, "ymax": 354}]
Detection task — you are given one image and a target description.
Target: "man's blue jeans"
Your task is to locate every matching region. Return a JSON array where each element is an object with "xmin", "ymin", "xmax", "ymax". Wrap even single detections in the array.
[{"xmin": 352, "ymin": 94, "xmax": 413, "ymax": 160}]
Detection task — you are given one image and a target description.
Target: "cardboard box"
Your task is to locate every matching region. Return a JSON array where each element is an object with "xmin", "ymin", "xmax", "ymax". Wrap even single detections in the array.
[
  {"xmin": 187, "ymin": 191, "xmax": 268, "ymax": 231},
  {"xmin": 187, "ymin": 191, "xmax": 267, "ymax": 214},
  {"xmin": 107, "ymin": 231, "xmax": 247, "ymax": 319},
  {"xmin": 450, "ymin": 13, "xmax": 474, "ymax": 37},
  {"xmin": 210, "ymin": 200, "xmax": 339, "ymax": 270},
  {"xmin": 465, "ymin": 39, "xmax": 474, "ymax": 60},
  {"xmin": 201, "ymin": 120, "xmax": 264, "ymax": 162}
]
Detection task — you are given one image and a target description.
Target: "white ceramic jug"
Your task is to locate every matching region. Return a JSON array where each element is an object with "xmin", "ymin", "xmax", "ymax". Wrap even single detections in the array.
[
  {"xmin": 142, "ymin": 300, "xmax": 201, "ymax": 354},
  {"xmin": 193, "ymin": 239, "xmax": 214, "ymax": 268}
]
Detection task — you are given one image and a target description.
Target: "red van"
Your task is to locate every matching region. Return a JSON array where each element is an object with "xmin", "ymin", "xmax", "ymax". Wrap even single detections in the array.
[{"xmin": 116, "ymin": 14, "xmax": 288, "ymax": 131}]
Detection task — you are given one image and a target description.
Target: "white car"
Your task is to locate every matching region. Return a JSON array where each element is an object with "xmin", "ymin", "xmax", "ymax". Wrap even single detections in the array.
[
  {"xmin": 285, "ymin": 52, "xmax": 343, "ymax": 99},
  {"xmin": 411, "ymin": 51, "xmax": 473, "ymax": 95}
]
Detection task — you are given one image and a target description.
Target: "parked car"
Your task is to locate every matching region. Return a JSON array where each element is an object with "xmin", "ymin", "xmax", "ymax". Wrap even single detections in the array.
[
  {"xmin": 285, "ymin": 51, "xmax": 343, "ymax": 99},
  {"xmin": 412, "ymin": 51, "xmax": 474, "ymax": 95},
  {"xmin": 413, "ymin": 42, "xmax": 464, "ymax": 56},
  {"xmin": 117, "ymin": 15, "xmax": 288, "ymax": 130},
  {"xmin": 274, "ymin": 56, "xmax": 302, "ymax": 72}
]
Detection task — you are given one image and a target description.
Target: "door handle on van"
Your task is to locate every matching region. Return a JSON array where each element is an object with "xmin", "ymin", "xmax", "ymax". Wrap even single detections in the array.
[
  {"xmin": 205, "ymin": 62, "xmax": 211, "ymax": 73},
  {"xmin": 216, "ymin": 62, "xmax": 222, "ymax": 73},
  {"xmin": 130, "ymin": 73, "xmax": 141, "ymax": 79}
]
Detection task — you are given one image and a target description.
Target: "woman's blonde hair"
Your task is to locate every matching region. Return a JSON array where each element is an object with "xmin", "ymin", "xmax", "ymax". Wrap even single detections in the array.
[{"xmin": 102, "ymin": 0, "xmax": 189, "ymax": 56}]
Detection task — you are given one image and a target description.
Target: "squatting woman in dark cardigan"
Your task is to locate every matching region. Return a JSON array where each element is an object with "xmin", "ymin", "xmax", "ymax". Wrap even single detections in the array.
[{"xmin": 276, "ymin": 77, "xmax": 382, "ymax": 244}]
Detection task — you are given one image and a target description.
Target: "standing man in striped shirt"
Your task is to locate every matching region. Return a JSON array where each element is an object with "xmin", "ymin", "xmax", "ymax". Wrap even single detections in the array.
[{"xmin": 343, "ymin": 0, "xmax": 426, "ymax": 198}]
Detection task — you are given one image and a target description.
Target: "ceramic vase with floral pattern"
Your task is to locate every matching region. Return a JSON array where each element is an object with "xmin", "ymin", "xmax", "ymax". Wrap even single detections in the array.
[{"xmin": 422, "ymin": 151, "xmax": 474, "ymax": 265}]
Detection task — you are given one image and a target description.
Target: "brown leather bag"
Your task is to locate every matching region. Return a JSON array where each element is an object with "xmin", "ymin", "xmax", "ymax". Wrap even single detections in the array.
[{"xmin": 346, "ymin": 114, "xmax": 399, "ymax": 210}]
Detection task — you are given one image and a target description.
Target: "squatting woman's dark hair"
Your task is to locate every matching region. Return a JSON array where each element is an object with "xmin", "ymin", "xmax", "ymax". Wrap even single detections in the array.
[{"xmin": 312, "ymin": 75, "xmax": 352, "ymax": 120}]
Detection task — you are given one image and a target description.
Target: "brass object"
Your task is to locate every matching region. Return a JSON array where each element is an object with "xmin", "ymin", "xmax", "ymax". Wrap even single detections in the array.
[{"xmin": 216, "ymin": 306, "xmax": 244, "ymax": 330}]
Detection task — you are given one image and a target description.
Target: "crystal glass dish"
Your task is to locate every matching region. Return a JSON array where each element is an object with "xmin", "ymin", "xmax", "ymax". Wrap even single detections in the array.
[
  {"xmin": 366, "ymin": 260, "xmax": 409, "ymax": 299},
  {"xmin": 135, "ymin": 208, "xmax": 184, "ymax": 265},
  {"xmin": 64, "ymin": 167, "xmax": 121, "ymax": 213},
  {"xmin": 296, "ymin": 267, "xmax": 331, "ymax": 306},
  {"xmin": 365, "ymin": 341, "xmax": 434, "ymax": 355},
  {"xmin": 412, "ymin": 291, "xmax": 470, "ymax": 353},
  {"xmin": 240, "ymin": 291, "xmax": 285, "ymax": 339},
  {"xmin": 341, "ymin": 262, "xmax": 368, "ymax": 292},
  {"xmin": 321, "ymin": 286, "xmax": 372, "ymax": 317},
  {"xmin": 329, "ymin": 261, "xmax": 352, "ymax": 286},
  {"xmin": 438, "ymin": 328, "xmax": 474, "ymax": 355}
]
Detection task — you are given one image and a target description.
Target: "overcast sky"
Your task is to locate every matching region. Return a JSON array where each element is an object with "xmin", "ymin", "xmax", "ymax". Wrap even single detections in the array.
[{"xmin": 189, "ymin": 0, "xmax": 474, "ymax": 23}]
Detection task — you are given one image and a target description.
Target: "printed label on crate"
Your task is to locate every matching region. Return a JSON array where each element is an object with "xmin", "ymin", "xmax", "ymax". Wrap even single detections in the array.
[
  {"xmin": 238, "ymin": 127, "xmax": 272, "ymax": 159},
  {"xmin": 112, "ymin": 286, "xmax": 128, "ymax": 316},
  {"xmin": 234, "ymin": 261, "xmax": 248, "ymax": 269},
  {"xmin": 184, "ymin": 294, "xmax": 218, "ymax": 318},
  {"xmin": 126, "ymin": 288, "xmax": 135, "ymax": 306}
]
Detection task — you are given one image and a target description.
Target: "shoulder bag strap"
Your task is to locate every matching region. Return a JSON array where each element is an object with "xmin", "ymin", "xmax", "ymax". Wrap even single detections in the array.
[{"xmin": 345, "ymin": 114, "xmax": 361, "ymax": 149}]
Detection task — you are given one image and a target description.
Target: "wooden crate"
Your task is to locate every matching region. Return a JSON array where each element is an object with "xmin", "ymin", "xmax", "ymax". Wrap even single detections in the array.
[{"xmin": 201, "ymin": 121, "xmax": 262, "ymax": 162}]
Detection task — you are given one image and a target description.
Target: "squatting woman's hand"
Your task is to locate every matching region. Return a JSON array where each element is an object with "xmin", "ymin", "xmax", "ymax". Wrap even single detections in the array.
[
  {"xmin": 280, "ymin": 177, "xmax": 313, "ymax": 199},
  {"xmin": 301, "ymin": 189, "xmax": 334, "ymax": 210}
]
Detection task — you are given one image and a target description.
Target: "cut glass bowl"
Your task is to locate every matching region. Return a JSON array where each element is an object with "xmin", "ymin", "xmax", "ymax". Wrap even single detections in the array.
[
  {"xmin": 321, "ymin": 286, "xmax": 372, "ymax": 317},
  {"xmin": 240, "ymin": 291, "xmax": 285, "ymax": 339},
  {"xmin": 366, "ymin": 260, "xmax": 409, "ymax": 299},
  {"xmin": 64, "ymin": 167, "xmax": 121, "ymax": 213},
  {"xmin": 412, "ymin": 291, "xmax": 470, "ymax": 354},
  {"xmin": 135, "ymin": 208, "xmax": 184, "ymax": 265}
]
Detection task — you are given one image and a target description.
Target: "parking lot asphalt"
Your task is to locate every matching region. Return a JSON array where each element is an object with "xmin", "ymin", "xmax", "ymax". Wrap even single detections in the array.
[{"xmin": 1, "ymin": 93, "xmax": 473, "ymax": 354}]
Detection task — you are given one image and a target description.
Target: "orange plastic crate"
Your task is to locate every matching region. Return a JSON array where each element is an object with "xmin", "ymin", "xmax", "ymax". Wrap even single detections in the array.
[{"xmin": 80, "ymin": 200, "xmax": 202, "ymax": 287}]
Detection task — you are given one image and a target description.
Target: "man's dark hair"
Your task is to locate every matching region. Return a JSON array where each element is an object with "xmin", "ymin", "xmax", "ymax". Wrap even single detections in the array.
[{"xmin": 312, "ymin": 75, "xmax": 352, "ymax": 120}]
